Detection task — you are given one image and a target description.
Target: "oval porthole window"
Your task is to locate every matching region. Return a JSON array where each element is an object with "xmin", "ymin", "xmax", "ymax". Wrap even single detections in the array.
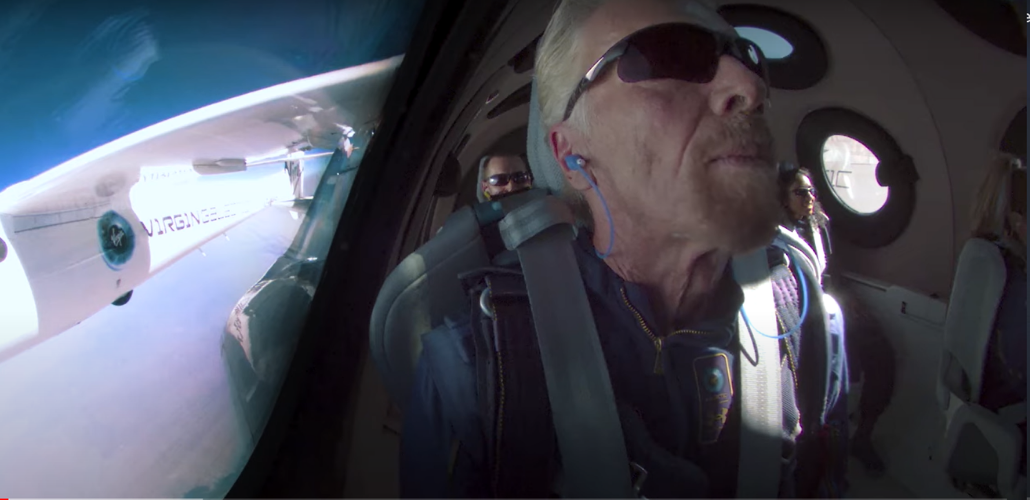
[
  {"xmin": 735, "ymin": 26, "xmax": 794, "ymax": 59},
  {"xmin": 718, "ymin": 5, "xmax": 829, "ymax": 90},
  {"xmin": 797, "ymin": 108, "xmax": 918, "ymax": 248},
  {"xmin": 821, "ymin": 135, "xmax": 889, "ymax": 214}
]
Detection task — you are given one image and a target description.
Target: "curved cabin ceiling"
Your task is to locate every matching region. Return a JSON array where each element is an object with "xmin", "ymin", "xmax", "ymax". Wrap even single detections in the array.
[{"xmin": 429, "ymin": 0, "xmax": 1024, "ymax": 298}]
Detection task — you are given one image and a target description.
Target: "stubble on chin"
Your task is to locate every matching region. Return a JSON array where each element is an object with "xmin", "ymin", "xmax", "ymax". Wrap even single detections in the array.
[{"xmin": 691, "ymin": 117, "xmax": 781, "ymax": 253}]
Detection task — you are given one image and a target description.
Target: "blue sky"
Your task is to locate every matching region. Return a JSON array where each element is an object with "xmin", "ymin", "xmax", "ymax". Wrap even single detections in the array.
[{"xmin": 0, "ymin": 0, "xmax": 422, "ymax": 190}]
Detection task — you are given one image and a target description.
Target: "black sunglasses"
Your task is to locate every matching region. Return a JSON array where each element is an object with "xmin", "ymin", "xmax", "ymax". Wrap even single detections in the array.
[
  {"xmin": 562, "ymin": 23, "xmax": 769, "ymax": 122},
  {"xmin": 487, "ymin": 171, "xmax": 533, "ymax": 187},
  {"xmin": 792, "ymin": 188, "xmax": 816, "ymax": 198}
]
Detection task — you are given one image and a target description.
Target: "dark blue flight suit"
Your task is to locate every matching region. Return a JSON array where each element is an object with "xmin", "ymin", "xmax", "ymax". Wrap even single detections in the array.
[{"xmin": 400, "ymin": 232, "xmax": 848, "ymax": 498}]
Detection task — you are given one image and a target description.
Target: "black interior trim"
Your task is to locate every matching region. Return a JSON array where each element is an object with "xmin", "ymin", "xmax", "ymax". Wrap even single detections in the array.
[
  {"xmin": 934, "ymin": 0, "xmax": 1026, "ymax": 57},
  {"xmin": 456, "ymin": 133, "xmax": 471, "ymax": 154},
  {"xmin": 796, "ymin": 107, "xmax": 918, "ymax": 249},
  {"xmin": 718, "ymin": 4, "xmax": 830, "ymax": 90},
  {"xmin": 227, "ymin": 0, "xmax": 507, "ymax": 496},
  {"xmin": 509, "ymin": 34, "xmax": 541, "ymax": 74},
  {"xmin": 434, "ymin": 152, "xmax": 462, "ymax": 196},
  {"xmin": 487, "ymin": 82, "xmax": 532, "ymax": 119},
  {"xmin": 395, "ymin": 26, "xmax": 524, "ymax": 263}
]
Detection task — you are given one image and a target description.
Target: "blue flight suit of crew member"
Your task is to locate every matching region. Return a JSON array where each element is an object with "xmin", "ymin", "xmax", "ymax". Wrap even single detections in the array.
[{"xmin": 400, "ymin": 231, "xmax": 849, "ymax": 498}]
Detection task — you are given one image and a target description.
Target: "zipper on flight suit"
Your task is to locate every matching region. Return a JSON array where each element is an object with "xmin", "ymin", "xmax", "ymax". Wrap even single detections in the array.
[{"xmin": 619, "ymin": 286, "xmax": 717, "ymax": 374}]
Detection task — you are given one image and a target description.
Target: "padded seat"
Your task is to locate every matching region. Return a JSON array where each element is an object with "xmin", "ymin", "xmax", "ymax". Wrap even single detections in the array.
[
  {"xmin": 369, "ymin": 206, "xmax": 490, "ymax": 412},
  {"xmin": 936, "ymin": 237, "xmax": 1025, "ymax": 500},
  {"xmin": 370, "ymin": 78, "xmax": 566, "ymax": 411}
]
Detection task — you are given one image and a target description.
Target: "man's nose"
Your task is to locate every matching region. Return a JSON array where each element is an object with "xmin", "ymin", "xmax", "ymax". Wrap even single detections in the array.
[{"xmin": 708, "ymin": 55, "xmax": 767, "ymax": 117}]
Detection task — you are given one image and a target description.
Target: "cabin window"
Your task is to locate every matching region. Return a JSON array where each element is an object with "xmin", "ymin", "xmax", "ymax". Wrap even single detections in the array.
[
  {"xmin": 821, "ymin": 135, "xmax": 890, "ymax": 214},
  {"xmin": 797, "ymin": 108, "xmax": 918, "ymax": 248},
  {"xmin": 0, "ymin": 0, "xmax": 425, "ymax": 497},
  {"xmin": 735, "ymin": 27, "xmax": 794, "ymax": 59},
  {"xmin": 718, "ymin": 5, "xmax": 829, "ymax": 90}
]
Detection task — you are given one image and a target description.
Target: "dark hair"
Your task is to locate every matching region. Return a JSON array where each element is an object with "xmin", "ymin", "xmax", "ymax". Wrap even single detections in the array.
[{"xmin": 778, "ymin": 165, "xmax": 828, "ymax": 227}]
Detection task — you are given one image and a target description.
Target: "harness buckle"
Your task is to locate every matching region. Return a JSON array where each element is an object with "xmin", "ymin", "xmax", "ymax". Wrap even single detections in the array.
[
  {"xmin": 479, "ymin": 287, "xmax": 494, "ymax": 318},
  {"xmin": 630, "ymin": 461, "xmax": 649, "ymax": 499}
]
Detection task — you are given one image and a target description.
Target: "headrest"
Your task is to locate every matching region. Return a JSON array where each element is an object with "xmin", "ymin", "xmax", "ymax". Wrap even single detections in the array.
[
  {"xmin": 527, "ymin": 78, "xmax": 565, "ymax": 196},
  {"xmin": 476, "ymin": 155, "xmax": 491, "ymax": 203}
]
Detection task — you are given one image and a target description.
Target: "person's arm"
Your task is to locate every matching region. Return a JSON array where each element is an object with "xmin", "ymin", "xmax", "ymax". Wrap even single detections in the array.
[{"xmin": 399, "ymin": 324, "xmax": 490, "ymax": 498}]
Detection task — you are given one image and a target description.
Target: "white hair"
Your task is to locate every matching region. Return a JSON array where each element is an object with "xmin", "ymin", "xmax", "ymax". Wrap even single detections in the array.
[{"xmin": 532, "ymin": 0, "xmax": 735, "ymax": 227}]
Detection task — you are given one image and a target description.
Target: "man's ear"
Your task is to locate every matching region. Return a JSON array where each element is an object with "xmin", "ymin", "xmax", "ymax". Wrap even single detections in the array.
[{"xmin": 549, "ymin": 123, "xmax": 592, "ymax": 192}]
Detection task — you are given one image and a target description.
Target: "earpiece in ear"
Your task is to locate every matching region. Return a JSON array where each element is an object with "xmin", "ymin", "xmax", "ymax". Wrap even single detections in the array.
[
  {"xmin": 562, "ymin": 153, "xmax": 615, "ymax": 259},
  {"xmin": 565, "ymin": 155, "xmax": 586, "ymax": 171}
]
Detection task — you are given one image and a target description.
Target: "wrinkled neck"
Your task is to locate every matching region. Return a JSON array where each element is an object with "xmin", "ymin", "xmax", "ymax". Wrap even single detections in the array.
[{"xmin": 601, "ymin": 229, "xmax": 730, "ymax": 332}]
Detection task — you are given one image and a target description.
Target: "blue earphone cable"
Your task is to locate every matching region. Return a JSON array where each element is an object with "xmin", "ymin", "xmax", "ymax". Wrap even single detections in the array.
[
  {"xmin": 740, "ymin": 254, "xmax": 809, "ymax": 340},
  {"xmin": 567, "ymin": 156, "xmax": 615, "ymax": 259},
  {"xmin": 583, "ymin": 174, "xmax": 615, "ymax": 259}
]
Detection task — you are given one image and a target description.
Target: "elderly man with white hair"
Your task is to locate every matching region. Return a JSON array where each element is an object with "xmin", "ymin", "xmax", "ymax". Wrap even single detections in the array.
[{"xmin": 399, "ymin": 0, "xmax": 850, "ymax": 497}]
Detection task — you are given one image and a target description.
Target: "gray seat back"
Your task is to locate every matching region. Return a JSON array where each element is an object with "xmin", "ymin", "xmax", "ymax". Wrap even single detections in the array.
[
  {"xmin": 369, "ymin": 78, "xmax": 637, "ymax": 498},
  {"xmin": 369, "ymin": 188, "xmax": 543, "ymax": 411},
  {"xmin": 937, "ymin": 237, "xmax": 1008, "ymax": 408},
  {"xmin": 935, "ymin": 237, "xmax": 1025, "ymax": 499},
  {"xmin": 371, "ymin": 74, "xmax": 566, "ymax": 411},
  {"xmin": 369, "ymin": 206, "xmax": 490, "ymax": 411}
]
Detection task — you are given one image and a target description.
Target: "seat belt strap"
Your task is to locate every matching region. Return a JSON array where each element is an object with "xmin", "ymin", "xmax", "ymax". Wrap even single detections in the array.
[
  {"xmin": 498, "ymin": 196, "xmax": 634, "ymax": 498},
  {"xmin": 811, "ymin": 225, "xmax": 827, "ymax": 280},
  {"xmin": 732, "ymin": 248, "xmax": 784, "ymax": 498}
]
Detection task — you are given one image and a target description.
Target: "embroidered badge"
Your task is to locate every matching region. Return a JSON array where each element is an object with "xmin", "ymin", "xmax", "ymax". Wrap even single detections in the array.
[{"xmin": 694, "ymin": 352, "xmax": 734, "ymax": 445}]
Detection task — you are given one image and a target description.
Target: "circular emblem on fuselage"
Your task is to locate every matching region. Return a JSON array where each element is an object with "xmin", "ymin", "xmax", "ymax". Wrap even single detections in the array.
[
  {"xmin": 748, "ymin": 45, "xmax": 759, "ymax": 65},
  {"xmin": 703, "ymin": 367, "xmax": 725, "ymax": 393},
  {"xmin": 97, "ymin": 210, "xmax": 135, "ymax": 270},
  {"xmin": 0, "ymin": 237, "xmax": 7, "ymax": 263}
]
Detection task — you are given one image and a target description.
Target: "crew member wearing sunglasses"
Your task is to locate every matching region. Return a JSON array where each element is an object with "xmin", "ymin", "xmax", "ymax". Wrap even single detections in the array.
[
  {"xmin": 402, "ymin": 1, "xmax": 849, "ymax": 498},
  {"xmin": 778, "ymin": 165, "xmax": 832, "ymax": 279},
  {"xmin": 478, "ymin": 155, "xmax": 534, "ymax": 201}
]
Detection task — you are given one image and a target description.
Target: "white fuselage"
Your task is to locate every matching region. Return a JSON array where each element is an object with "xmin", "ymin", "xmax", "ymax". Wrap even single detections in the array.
[{"xmin": 0, "ymin": 165, "xmax": 293, "ymax": 361}]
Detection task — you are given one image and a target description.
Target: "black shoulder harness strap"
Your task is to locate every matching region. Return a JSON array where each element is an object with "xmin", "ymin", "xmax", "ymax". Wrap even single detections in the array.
[{"xmin": 462, "ymin": 269, "xmax": 558, "ymax": 498}]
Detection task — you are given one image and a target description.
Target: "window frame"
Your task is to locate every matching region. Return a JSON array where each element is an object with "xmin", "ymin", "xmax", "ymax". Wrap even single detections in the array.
[
  {"xmin": 796, "ymin": 107, "xmax": 919, "ymax": 248},
  {"xmin": 718, "ymin": 4, "xmax": 830, "ymax": 90}
]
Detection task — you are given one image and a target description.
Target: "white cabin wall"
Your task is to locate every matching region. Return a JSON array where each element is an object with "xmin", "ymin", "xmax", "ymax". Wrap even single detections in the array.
[
  {"xmin": 843, "ymin": 273, "xmax": 964, "ymax": 498},
  {"xmin": 721, "ymin": 0, "xmax": 956, "ymax": 297},
  {"xmin": 848, "ymin": 0, "xmax": 1026, "ymax": 297}
]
